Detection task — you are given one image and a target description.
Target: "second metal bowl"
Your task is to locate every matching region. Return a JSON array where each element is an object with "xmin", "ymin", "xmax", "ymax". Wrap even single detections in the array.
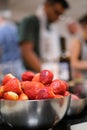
[{"xmin": 67, "ymin": 83, "xmax": 86, "ymax": 116}]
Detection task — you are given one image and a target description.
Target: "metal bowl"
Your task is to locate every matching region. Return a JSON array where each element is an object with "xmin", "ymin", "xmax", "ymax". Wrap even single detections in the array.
[
  {"xmin": 69, "ymin": 80, "xmax": 87, "ymax": 98},
  {"xmin": 67, "ymin": 95, "xmax": 86, "ymax": 116},
  {"xmin": 66, "ymin": 84, "xmax": 86, "ymax": 116},
  {"xmin": 0, "ymin": 95, "xmax": 70, "ymax": 129}
]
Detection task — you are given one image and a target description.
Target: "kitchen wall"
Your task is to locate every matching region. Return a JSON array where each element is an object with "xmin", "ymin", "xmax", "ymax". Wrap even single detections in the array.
[
  {"xmin": 8, "ymin": 0, "xmax": 87, "ymax": 22},
  {"xmin": 7, "ymin": 0, "xmax": 87, "ymax": 42},
  {"xmin": 9, "ymin": 0, "xmax": 43, "ymax": 22}
]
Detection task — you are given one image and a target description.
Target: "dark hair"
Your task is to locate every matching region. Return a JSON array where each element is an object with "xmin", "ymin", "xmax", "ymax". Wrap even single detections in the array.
[
  {"xmin": 45, "ymin": 0, "xmax": 69, "ymax": 9},
  {"xmin": 79, "ymin": 14, "xmax": 87, "ymax": 24}
]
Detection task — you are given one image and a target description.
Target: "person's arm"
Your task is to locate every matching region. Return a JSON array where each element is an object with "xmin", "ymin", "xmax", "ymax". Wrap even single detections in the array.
[
  {"xmin": 70, "ymin": 39, "xmax": 87, "ymax": 70},
  {"xmin": 20, "ymin": 41, "xmax": 41, "ymax": 72},
  {"xmin": 19, "ymin": 16, "xmax": 41, "ymax": 72}
]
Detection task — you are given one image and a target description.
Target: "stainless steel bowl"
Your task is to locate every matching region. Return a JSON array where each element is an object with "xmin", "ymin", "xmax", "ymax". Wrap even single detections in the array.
[
  {"xmin": 67, "ymin": 95, "xmax": 86, "ymax": 116},
  {"xmin": 69, "ymin": 81, "xmax": 87, "ymax": 98},
  {"xmin": 0, "ymin": 95, "xmax": 70, "ymax": 129},
  {"xmin": 0, "ymin": 102, "xmax": 2, "ymax": 124},
  {"xmin": 66, "ymin": 84, "xmax": 87, "ymax": 116}
]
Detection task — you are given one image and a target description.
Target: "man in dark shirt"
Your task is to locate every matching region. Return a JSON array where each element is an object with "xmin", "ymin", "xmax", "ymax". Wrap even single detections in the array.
[{"xmin": 19, "ymin": 0, "xmax": 69, "ymax": 72}]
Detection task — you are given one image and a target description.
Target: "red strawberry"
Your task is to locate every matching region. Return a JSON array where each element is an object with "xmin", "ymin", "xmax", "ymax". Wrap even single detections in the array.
[
  {"xmin": 50, "ymin": 79, "xmax": 66, "ymax": 95},
  {"xmin": 71, "ymin": 94, "xmax": 80, "ymax": 100},
  {"xmin": 32, "ymin": 73, "xmax": 40, "ymax": 82},
  {"xmin": 55, "ymin": 94, "xmax": 63, "ymax": 98},
  {"xmin": 54, "ymin": 94, "xmax": 63, "ymax": 98},
  {"xmin": 21, "ymin": 81, "xmax": 31, "ymax": 90},
  {"xmin": 3, "ymin": 91, "xmax": 19, "ymax": 100},
  {"xmin": 2, "ymin": 73, "xmax": 15, "ymax": 85},
  {"xmin": 22, "ymin": 81, "xmax": 44, "ymax": 100},
  {"xmin": 0, "ymin": 86, "xmax": 4, "ymax": 98},
  {"xmin": 21, "ymin": 71, "xmax": 35, "ymax": 81},
  {"xmin": 36, "ymin": 87, "xmax": 55, "ymax": 100},
  {"xmin": 64, "ymin": 91, "xmax": 70, "ymax": 96},
  {"xmin": 39, "ymin": 70, "xmax": 53, "ymax": 85},
  {"xmin": 62, "ymin": 81, "xmax": 69, "ymax": 91},
  {"xmin": 4, "ymin": 78, "xmax": 22, "ymax": 94},
  {"xmin": 19, "ymin": 93, "xmax": 28, "ymax": 100}
]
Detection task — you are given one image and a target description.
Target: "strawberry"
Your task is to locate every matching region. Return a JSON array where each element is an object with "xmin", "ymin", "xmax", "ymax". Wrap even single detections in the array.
[
  {"xmin": 39, "ymin": 70, "xmax": 53, "ymax": 85},
  {"xmin": 62, "ymin": 81, "xmax": 69, "ymax": 91},
  {"xmin": 50, "ymin": 79, "xmax": 66, "ymax": 95},
  {"xmin": 71, "ymin": 94, "xmax": 80, "ymax": 100},
  {"xmin": 2, "ymin": 73, "xmax": 15, "ymax": 85},
  {"xmin": 22, "ymin": 81, "xmax": 44, "ymax": 100},
  {"xmin": 64, "ymin": 91, "xmax": 70, "ymax": 96},
  {"xmin": 21, "ymin": 81, "xmax": 31, "ymax": 90},
  {"xmin": 54, "ymin": 94, "xmax": 63, "ymax": 98},
  {"xmin": 19, "ymin": 93, "xmax": 28, "ymax": 100},
  {"xmin": 21, "ymin": 71, "xmax": 35, "ymax": 81},
  {"xmin": 3, "ymin": 91, "xmax": 19, "ymax": 100},
  {"xmin": 32, "ymin": 73, "xmax": 40, "ymax": 82},
  {"xmin": 4, "ymin": 78, "xmax": 22, "ymax": 94},
  {"xmin": 0, "ymin": 86, "xmax": 4, "ymax": 98},
  {"xmin": 36, "ymin": 87, "xmax": 55, "ymax": 100}
]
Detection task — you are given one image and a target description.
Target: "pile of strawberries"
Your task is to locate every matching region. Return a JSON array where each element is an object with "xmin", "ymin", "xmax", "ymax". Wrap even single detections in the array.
[{"xmin": 0, "ymin": 70, "xmax": 70, "ymax": 100}]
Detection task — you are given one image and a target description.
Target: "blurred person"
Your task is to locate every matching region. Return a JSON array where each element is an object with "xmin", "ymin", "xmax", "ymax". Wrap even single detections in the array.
[
  {"xmin": 70, "ymin": 14, "xmax": 87, "ymax": 79},
  {"xmin": 19, "ymin": 0, "xmax": 69, "ymax": 75},
  {"xmin": 0, "ymin": 11, "xmax": 25, "ymax": 80},
  {"xmin": 66, "ymin": 18, "xmax": 83, "ymax": 50},
  {"xmin": 67, "ymin": 19, "xmax": 81, "ymax": 37}
]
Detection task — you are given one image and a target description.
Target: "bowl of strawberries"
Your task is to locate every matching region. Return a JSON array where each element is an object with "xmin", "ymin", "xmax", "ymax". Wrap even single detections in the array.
[{"xmin": 0, "ymin": 70, "xmax": 70, "ymax": 129}]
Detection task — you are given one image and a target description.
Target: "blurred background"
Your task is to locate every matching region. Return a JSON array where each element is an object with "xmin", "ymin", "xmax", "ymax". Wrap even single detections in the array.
[
  {"xmin": 0, "ymin": 0, "xmax": 87, "ymax": 21},
  {"xmin": 0, "ymin": 0, "xmax": 87, "ymax": 36},
  {"xmin": 0, "ymin": 0, "xmax": 87, "ymax": 79}
]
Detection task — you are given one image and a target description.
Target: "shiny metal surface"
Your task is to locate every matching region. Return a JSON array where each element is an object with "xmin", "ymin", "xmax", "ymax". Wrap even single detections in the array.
[
  {"xmin": 0, "ymin": 102, "xmax": 2, "ymax": 124},
  {"xmin": 0, "ymin": 95, "xmax": 70, "ymax": 129},
  {"xmin": 67, "ymin": 84, "xmax": 87, "ymax": 116},
  {"xmin": 0, "ymin": 104, "xmax": 2, "ymax": 122},
  {"xmin": 67, "ymin": 97, "xmax": 86, "ymax": 116}
]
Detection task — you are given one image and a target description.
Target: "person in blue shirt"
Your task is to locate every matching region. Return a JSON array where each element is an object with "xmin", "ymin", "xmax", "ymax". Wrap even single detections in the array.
[
  {"xmin": 0, "ymin": 19, "xmax": 20, "ymax": 62},
  {"xmin": 0, "ymin": 13, "xmax": 25, "ymax": 80}
]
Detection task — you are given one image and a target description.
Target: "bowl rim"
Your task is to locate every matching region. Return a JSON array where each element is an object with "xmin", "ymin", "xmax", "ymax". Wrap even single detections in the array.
[{"xmin": 0, "ymin": 95, "xmax": 70, "ymax": 102}]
